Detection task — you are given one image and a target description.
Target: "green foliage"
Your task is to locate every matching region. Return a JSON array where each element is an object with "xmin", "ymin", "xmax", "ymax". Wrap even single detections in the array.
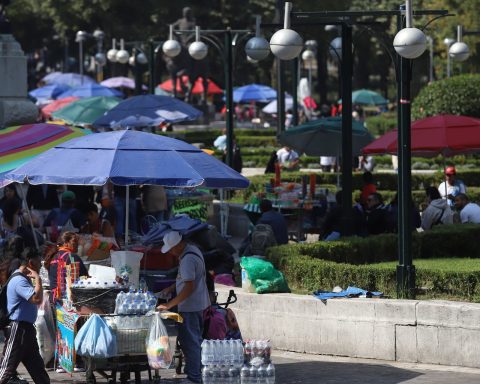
[
  {"xmin": 364, "ymin": 113, "xmax": 397, "ymax": 137},
  {"xmin": 412, "ymin": 75, "xmax": 480, "ymax": 120},
  {"xmin": 267, "ymin": 225, "xmax": 480, "ymax": 266}
]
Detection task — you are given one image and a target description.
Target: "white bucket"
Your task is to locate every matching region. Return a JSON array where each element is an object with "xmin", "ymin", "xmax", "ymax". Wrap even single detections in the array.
[{"xmin": 110, "ymin": 250, "xmax": 143, "ymax": 288}]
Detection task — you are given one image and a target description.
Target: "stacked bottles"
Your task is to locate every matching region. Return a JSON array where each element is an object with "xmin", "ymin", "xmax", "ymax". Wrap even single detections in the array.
[
  {"xmin": 115, "ymin": 290, "xmax": 157, "ymax": 315},
  {"xmin": 241, "ymin": 340, "xmax": 275, "ymax": 384},
  {"xmin": 201, "ymin": 339, "xmax": 244, "ymax": 384}
]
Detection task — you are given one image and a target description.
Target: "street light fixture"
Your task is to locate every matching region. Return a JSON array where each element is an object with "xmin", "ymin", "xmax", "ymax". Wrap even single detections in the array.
[
  {"xmin": 449, "ymin": 25, "xmax": 470, "ymax": 62},
  {"xmin": 393, "ymin": 0, "xmax": 427, "ymax": 59},
  {"xmin": 116, "ymin": 39, "xmax": 130, "ymax": 64},
  {"xmin": 188, "ymin": 26, "xmax": 208, "ymax": 60},
  {"xmin": 270, "ymin": 2, "xmax": 303, "ymax": 60},
  {"xmin": 107, "ymin": 38, "xmax": 118, "ymax": 62},
  {"xmin": 245, "ymin": 16, "xmax": 270, "ymax": 61},
  {"xmin": 163, "ymin": 24, "xmax": 182, "ymax": 58}
]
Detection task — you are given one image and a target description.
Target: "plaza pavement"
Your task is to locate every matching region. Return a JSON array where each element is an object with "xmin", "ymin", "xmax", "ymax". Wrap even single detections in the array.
[{"xmin": 17, "ymin": 350, "xmax": 480, "ymax": 383}]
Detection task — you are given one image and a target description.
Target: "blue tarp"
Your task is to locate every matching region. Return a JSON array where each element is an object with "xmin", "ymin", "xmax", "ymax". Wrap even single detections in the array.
[
  {"xmin": 142, "ymin": 215, "xmax": 208, "ymax": 245},
  {"xmin": 313, "ymin": 286, "xmax": 383, "ymax": 300}
]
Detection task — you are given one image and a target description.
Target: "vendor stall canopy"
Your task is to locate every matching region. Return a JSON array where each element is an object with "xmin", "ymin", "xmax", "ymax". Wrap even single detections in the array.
[{"xmin": 4, "ymin": 130, "xmax": 250, "ymax": 189}]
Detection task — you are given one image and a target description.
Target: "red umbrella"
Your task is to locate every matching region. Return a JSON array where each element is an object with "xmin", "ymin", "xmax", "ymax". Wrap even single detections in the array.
[
  {"xmin": 363, "ymin": 115, "xmax": 480, "ymax": 157},
  {"xmin": 41, "ymin": 97, "xmax": 79, "ymax": 119},
  {"xmin": 158, "ymin": 76, "xmax": 223, "ymax": 95}
]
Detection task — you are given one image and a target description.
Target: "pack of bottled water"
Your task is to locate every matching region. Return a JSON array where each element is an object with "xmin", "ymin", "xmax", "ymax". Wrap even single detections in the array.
[
  {"xmin": 201, "ymin": 339, "xmax": 275, "ymax": 383},
  {"xmin": 115, "ymin": 289, "xmax": 158, "ymax": 315}
]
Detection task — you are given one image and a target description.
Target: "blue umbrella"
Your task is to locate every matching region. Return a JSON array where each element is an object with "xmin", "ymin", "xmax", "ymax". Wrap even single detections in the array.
[
  {"xmin": 5, "ymin": 130, "xmax": 249, "ymax": 189},
  {"xmin": 44, "ymin": 72, "xmax": 97, "ymax": 87},
  {"xmin": 93, "ymin": 95, "xmax": 202, "ymax": 129},
  {"xmin": 58, "ymin": 83, "xmax": 123, "ymax": 99},
  {"xmin": 29, "ymin": 84, "xmax": 71, "ymax": 100},
  {"xmin": 233, "ymin": 83, "xmax": 277, "ymax": 103}
]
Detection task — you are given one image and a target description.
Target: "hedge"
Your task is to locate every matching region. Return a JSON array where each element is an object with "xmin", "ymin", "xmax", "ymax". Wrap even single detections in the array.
[
  {"xmin": 364, "ymin": 112, "xmax": 397, "ymax": 137},
  {"xmin": 266, "ymin": 253, "xmax": 480, "ymax": 301},
  {"xmin": 267, "ymin": 225, "xmax": 480, "ymax": 265},
  {"xmin": 412, "ymin": 74, "xmax": 480, "ymax": 120}
]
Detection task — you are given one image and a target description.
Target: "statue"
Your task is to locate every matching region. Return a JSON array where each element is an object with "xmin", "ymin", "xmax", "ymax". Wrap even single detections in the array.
[{"xmin": 164, "ymin": 7, "xmax": 209, "ymax": 106}]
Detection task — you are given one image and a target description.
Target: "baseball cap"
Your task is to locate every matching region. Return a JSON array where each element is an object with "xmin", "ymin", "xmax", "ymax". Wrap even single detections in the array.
[
  {"xmin": 161, "ymin": 231, "xmax": 182, "ymax": 253},
  {"xmin": 62, "ymin": 190, "xmax": 76, "ymax": 201},
  {"xmin": 445, "ymin": 166, "xmax": 456, "ymax": 175}
]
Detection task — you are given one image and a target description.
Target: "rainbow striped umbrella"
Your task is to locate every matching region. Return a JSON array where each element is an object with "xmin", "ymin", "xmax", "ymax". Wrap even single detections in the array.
[{"xmin": 0, "ymin": 123, "xmax": 91, "ymax": 174}]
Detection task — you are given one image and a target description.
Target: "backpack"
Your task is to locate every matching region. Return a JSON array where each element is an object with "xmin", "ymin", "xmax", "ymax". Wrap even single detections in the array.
[
  {"xmin": 203, "ymin": 305, "xmax": 227, "ymax": 340},
  {"xmin": 249, "ymin": 224, "xmax": 277, "ymax": 256},
  {"xmin": 0, "ymin": 272, "xmax": 27, "ymax": 329}
]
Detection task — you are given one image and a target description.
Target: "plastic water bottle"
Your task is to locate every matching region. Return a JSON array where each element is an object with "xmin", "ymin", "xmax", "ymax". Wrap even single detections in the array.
[
  {"xmin": 139, "ymin": 277, "xmax": 147, "ymax": 292},
  {"xmin": 236, "ymin": 340, "xmax": 245, "ymax": 367},
  {"xmin": 201, "ymin": 340, "xmax": 208, "ymax": 365},
  {"xmin": 240, "ymin": 365, "xmax": 250, "ymax": 384},
  {"xmin": 266, "ymin": 363, "xmax": 275, "ymax": 384},
  {"xmin": 249, "ymin": 365, "xmax": 258, "ymax": 382},
  {"xmin": 257, "ymin": 364, "xmax": 267, "ymax": 384},
  {"xmin": 202, "ymin": 366, "xmax": 213, "ymax": 383}
]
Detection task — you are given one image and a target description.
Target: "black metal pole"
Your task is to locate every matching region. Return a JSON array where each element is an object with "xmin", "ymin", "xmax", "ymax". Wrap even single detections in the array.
[
  {"xmin": 396, "ymin": 11, "xmax": 415, "ymax": 299},
  {"xmin": 341, "ymin": 23, "xmax": 353, "ymax": 236},
  {"xmin": 225, "ymin": 29, "xmax": 234, "ymax": 168},
  {"xmin": 149, "ymin": 40, "xmax": 155, "ymax": 94},
  {"xmin": 277, "ymin": 58, "xmax": 286, "ymax": 134},
  {"xmin": 292, "ymin": 57, "xmax": 299, "ymax": 126}
]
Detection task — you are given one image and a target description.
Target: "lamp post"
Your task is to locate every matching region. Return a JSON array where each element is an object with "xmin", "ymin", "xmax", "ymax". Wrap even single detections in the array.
[
  {"xmin": 443, "ymin": 37, "xmax": 455, "ymax": 77},
  {"xmin": 75, "ymin": 30, "xmax": 88, "ymax": 84},
  {"xmin": 262, "ymin": 0, "xmax": 447, "ymax": 298},
  {"xmin": 164, "ymin": 25, "xmax": 252, "ymax": 168},
  {"xmin": 426, "ymin": 36, "xmax": 434, "ymax": 82},
  {"xmin": 93, "ymin": 29, "xmax": 106, "ymax": 82}
]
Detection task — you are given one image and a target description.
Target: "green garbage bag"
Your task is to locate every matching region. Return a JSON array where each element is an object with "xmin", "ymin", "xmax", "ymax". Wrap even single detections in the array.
[{"xmin": 240, "ymin": 257, "xmax": 290, "ymax": 294}]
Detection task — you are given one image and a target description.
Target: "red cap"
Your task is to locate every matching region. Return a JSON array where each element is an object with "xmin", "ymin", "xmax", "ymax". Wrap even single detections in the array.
[{"xmin": 445, "ymin": 166, "xmax": 456, "ymax": 175}]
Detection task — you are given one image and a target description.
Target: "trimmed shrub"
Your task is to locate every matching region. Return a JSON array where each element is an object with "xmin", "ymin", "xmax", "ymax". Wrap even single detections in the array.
[
  {"xmin": 412, "ymin": 74, "xmax": 480, "ymax": 120},
  {"xmin": 364, "ymin": 112, "xmax": 397, "ymax": 137}
]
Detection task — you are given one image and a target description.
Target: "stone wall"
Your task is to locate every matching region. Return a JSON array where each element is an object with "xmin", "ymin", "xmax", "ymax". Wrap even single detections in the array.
[{"xmin": 217, "ymin": 286, "xmax": 480, "ymax": 368}]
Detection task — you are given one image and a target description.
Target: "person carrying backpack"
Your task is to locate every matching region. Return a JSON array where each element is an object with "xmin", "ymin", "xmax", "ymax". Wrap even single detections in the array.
[{"xmin": 0, "ymin": 249, "xmax": 50, "ymax": 384}]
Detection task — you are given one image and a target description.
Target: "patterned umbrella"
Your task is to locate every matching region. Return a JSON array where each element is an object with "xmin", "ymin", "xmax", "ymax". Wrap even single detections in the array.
[
  {"xmin": 158, "ymin": 76, "xmax": 223, "ymax": 95},
  {"xmin": 0, "ymin": 123, "xmax": 91, "ymax": 174}
]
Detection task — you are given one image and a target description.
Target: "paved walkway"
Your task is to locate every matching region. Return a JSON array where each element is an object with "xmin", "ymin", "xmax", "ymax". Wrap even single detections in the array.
[{"xmin": 16, "ymin": 351, "xmax": 480, "ymax": 383}]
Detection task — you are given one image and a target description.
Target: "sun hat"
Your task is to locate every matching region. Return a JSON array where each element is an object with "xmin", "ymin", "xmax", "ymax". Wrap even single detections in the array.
[
  {"xmin": 161, "ymin": 231, "xmax": 182, "ymax": 253},
  {"xmin": 61, "ymin": 190, "xmax": 76, "ymax": 201},
  {"xmin": 445, "ymin": 166, "xmax": 456, "ymax": 175}
]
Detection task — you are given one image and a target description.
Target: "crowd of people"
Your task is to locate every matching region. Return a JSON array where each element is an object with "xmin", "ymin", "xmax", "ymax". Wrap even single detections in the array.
[{"xmin": 321, "ymin": 166, "xmax": 480, "ymax": 241}]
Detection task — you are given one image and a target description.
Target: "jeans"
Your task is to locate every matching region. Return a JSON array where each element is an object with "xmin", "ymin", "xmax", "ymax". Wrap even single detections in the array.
[
  {"xmin": 114, "ymin": 197, "xmax": 137, "ymax": 236},
  {"xmin": 178, "ymin": 311, "xmax": 203, "ymax": 383}
]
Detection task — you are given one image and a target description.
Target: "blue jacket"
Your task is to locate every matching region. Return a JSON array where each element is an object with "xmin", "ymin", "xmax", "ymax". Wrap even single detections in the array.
[{"xmin": 257, "ymin": 210, "xmax": 289, "ymax": 245}]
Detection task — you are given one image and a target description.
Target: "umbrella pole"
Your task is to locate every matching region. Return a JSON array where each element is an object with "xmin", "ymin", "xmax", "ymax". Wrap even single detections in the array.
[
  {"xmin": 443, "ymin": 156, "xmax": 448, "ymax": 203},
  {"xmin": 125, "ymin": 185, "xmax": 129, "ymax": 247},
  {"xmin": 219, "ymin": 189, "xmax": 229, "ymax": 237},
  {"xmin": 19, "ymin": 186, "xmax": 40, "ymax": 250}
]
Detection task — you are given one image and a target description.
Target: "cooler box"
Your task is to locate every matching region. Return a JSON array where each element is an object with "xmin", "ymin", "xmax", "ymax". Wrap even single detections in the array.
[{"xmin": 130, "ymin": 246, "xmax": 179, "ymax": 270}]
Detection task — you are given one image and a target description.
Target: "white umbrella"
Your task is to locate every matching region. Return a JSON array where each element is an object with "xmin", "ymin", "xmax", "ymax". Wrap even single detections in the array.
[{"xmin": 262, "ymin": 95, "xmax": 294, "ymax": 114}]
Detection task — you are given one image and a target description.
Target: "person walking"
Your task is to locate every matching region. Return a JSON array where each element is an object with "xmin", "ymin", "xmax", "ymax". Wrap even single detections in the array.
[
  {"xmin": 157, "ymin": 231, "xmax": 210, "ymax": 384},
  {"xmin": 0, "ymin": 249, "xmax": 50, "ymax": 384}
]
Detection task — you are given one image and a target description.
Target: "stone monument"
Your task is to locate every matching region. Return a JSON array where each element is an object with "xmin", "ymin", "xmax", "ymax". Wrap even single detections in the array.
[{"xmin": 0, "ymin": 1, "xmax": 38, "ymax": 128}]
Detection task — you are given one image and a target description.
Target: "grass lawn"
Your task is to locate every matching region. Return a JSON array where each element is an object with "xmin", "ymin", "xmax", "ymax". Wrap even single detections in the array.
[{"xmin": 373, "ymin": 258, "xmax": 480, "ymax": 272}]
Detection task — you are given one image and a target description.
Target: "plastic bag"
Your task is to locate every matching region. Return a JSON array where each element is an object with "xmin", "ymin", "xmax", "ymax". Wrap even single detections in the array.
[
  {"xmin": 146, "ymin": 313, "xmax": 172, "ymax": 369},
  {"xmin": 240, "ymin": 257, "xmax": 290, "ymax": 294},
  {"xmin": 74, "ymin": 314, "xmax": 117, "ymax": 358},
  {"xmin": 35, "ymin": 296, "xmax": 55, "ymax": 364}
]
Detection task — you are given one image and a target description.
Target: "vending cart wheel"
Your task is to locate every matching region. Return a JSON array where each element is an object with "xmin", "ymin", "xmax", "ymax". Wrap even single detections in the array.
[{"xmin": 174, "ymin": 354, "xmax": 183, "ymax": 375}]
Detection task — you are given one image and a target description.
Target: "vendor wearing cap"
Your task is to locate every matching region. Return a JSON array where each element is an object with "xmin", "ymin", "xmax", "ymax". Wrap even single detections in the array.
[
  {"xmin": 157, "ymin": 231, "xmax": 209, "ymax": 384},
  {"xmin": 438, "ymin": 166, "xmax": 466, "ymax": 206}
]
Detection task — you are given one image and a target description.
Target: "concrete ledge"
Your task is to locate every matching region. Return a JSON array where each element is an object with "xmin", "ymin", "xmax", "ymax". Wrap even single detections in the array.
[{"xmin": 217, "ymin": 286, "xmax": 480, "ymax": 369}]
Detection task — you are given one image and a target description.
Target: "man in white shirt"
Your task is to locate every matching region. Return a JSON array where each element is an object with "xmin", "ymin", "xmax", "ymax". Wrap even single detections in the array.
[
  {"xmin": 276, "ymin": 146, "xmax": 300, "ymax": 170},
  {"xmin": 213, "ymin": 128, "xmax": 227, "ymax": 151},
  {"xmin": 454, "ymin": 194, "xmax": 480, "ymax": 224},
  {"xmin": 438, "ymin": 166, "xmax": 466, "ymax": 206}
]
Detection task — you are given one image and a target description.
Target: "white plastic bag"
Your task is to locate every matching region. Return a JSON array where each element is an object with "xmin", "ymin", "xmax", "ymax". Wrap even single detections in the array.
[
  {"xmin": 146, "ymin": 313, "xmax": 172, "ymax": 369},
  {"xmin": 74, "ymin": 314, "xmax": 117, "ymax": 358},
  {"xmin": 35, "ymin": 296, "xmax": 55, "ymax": 364}
]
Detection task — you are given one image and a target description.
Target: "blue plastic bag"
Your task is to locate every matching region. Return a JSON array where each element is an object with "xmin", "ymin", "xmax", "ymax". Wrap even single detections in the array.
[{"xmin": 74, "ymin": 314, "xmax": 117, "ymax": 358}]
